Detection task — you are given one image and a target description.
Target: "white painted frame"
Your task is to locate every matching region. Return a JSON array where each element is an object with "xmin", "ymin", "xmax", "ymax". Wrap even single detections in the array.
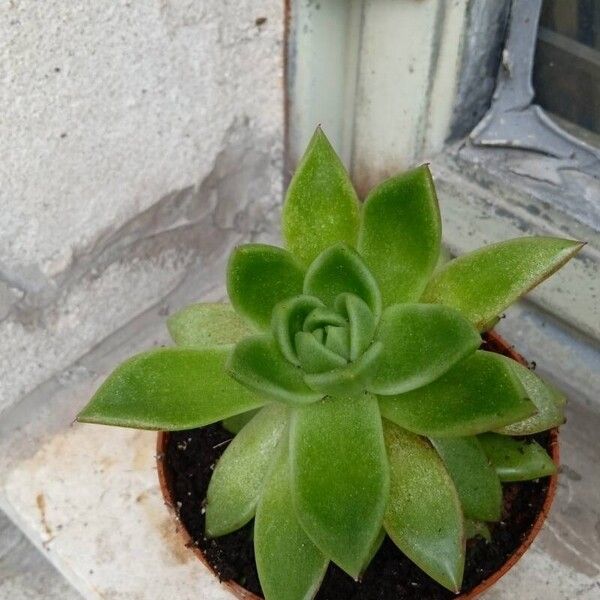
[
  {"xmin": 287, "ymin": 0, "xmax": 473, "ymax": 194},
  {"xmin": 287, "ymin": 0, "xmax": 599, "ymax": 346}
]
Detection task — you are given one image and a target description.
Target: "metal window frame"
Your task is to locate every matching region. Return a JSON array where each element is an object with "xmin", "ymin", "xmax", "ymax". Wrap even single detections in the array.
[
  {"xmin": 465, "ymin": 0, "xmax": 600, "ymax": 230},
  {"xmin": 437, "ymin": 0, "xmax": 600, "ymax": 343},
  {"xmin": 284, "ymin": 0, "xmax": 507, "ymax": 195},
  {"xmin": 284, "ymin": 0, "xmax": 599, "ymax": 344}
]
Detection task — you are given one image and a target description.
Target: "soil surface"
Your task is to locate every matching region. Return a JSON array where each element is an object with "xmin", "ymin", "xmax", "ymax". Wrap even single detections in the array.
[
  {"xmin": 163, "ymin": 334, "xmax": 553, "ymax": 599},
  {"xmin": 165, "ymin": 438, "xmax": 551, "ymax": 599}
]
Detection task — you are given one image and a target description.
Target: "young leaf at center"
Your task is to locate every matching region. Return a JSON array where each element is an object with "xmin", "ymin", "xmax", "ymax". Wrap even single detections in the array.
[
  {"xmin": 290, "ymin": 393, "xmax": 389, "ymax": 579},
  {"xmin": 304, "ymin": 244, "xmax": 382, "ymax": 319},
  {"xmin": 271, "ymin": 295, "xmax": 325, "ymax": 365},
  {"xmin": 303, "ymin": 342, "xmax": 383, "ymax": 397},
  {"xmin": 335, "ymin": 293, "xmax": 378, "ymax": 361}
]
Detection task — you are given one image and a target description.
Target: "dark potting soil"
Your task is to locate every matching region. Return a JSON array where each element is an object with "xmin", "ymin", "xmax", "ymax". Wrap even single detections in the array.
[
  {"xmin": 164, "ymin": 433, "xmax": 551, "ymax": 600},
  {"xmin": 163, "ymin": 334, "xmax": 553, "ymax": 599}
]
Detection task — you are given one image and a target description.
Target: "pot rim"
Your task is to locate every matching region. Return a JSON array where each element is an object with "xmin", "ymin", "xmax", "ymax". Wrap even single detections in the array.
[{"xmin": 156, "ymin": 330, "xmax": 560, "ymax": 600}]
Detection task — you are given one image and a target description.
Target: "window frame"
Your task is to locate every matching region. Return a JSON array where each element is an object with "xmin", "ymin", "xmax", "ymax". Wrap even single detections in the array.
[
  {"xmin": 439, "ymin": 0, "xmax": 600, "ymax": 343},
  {"xmin": 466, "ymin": 0, "xmax": 600, "ymax": 230},
  {"xmin": 284, "ymin": 0, "xmax": 599, "ymax": 345}
]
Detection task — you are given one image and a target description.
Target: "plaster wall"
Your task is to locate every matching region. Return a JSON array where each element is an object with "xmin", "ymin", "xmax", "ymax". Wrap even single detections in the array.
[{"xmin": 0, "ymin": 0, "xmax": 286, "ymax": 414}]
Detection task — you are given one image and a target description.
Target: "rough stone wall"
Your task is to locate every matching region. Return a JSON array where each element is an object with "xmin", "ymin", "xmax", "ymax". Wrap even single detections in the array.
[{"xmin": 0, "ymin": 1, "xmax": 285, "ymax": 414}]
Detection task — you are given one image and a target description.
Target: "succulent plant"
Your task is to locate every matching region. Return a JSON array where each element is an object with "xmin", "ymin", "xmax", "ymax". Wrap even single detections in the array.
[{"xmin": 78, "ymin": 128, "xmax": 582, "ymax": 599}]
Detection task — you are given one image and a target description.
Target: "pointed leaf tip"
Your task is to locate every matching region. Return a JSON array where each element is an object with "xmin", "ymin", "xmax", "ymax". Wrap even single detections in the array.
[
  {"xmin": 422, "ymin": 237, "xmax": 584, "ymax": 331},
  {"xmin": 358, "ymin": 165, "xmax": 441, "ymax": 305},
  {"xmin": 495, "ymin": 357, "xmax": 566, "ymax": 435},
  {"xmin": 383, "ymin": 421, "xmax": 465, "ymax": 592},
  {"xmin": 283, "ymin": 128, "xmax": 360, "ymax": 266},
  {"xmin": 77, "ymin": 347, "xmax": 265, "ymax": 430}
]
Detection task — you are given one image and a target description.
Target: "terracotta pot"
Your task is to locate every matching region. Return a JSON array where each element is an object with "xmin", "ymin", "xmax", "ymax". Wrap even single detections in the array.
[{"xmin": 157, "ymin": 331, "xmax": 559, "ymax": 600}]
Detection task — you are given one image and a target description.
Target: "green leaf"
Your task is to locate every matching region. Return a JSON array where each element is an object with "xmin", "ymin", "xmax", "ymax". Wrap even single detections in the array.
[
  {"xmin": 282, "ymin": 127, "xmax": 360, "ymax": 266},
  {"xmin": 430, "ymin": 436, "xmax": 502, "ymax": 522},
  {"xmin": 495, "ymin": 358, "xmax": 566, "ymax": 435},
  {"xmin": 228, "ymin": 335, "xmax": 323, "ymax": 406},
  {"xmin": 222, "ymin": 409, "xmax": 260, "ymax": 434},
  {"xmin": 478, "ymin": 433, "xmax": 556, "ymax": 482},
  {"xmin": 290, "ymin": 394, "xmax": 389, "ymax": 579},
  {"xmin": 255, "ymin": 436, "xmax": 329, "ymax": 600},
  {"xmin": 304, "ymin": 342, "xmax": 383, "ymax": 397},
  {"xmin": 271, "ymin": 295, "xmax": 325, "ymax": 365},
  {"xmin": 295, "ymin": 331, "xmax": 347, "ymax": 374},
  {"xmin": 324, "ymin": 325, "xmax": 351, "ymax": 359},
  {"xmin": 435, "ymin": 244, "xmax": 453, "ymax": 272},
  {"xmin": 361, "ymin": 529, "xmax": 386, "ymax": 576},
  {"xmin": 206, "ymin": 404, "xmax": 288, "ymax": 537},
  {"xmin": 464, "ymin": 520, "xmax": 491, "ymax": 542},
  {"xmin": 227, "ymin": 244, "xmax": 305, "ymax": 330},
  {"xmin": 77, "ymin": 348, "xmax": 265, "ymax": 430},
  {"xmin": 312, "ymin": 328, "xmax": 325, "ymax": 344},
  {"xmin": 358, "ymin": 166, "xmax": 441, "ymax": 305},
  {"xmin": 422, "ymin": 237, "xmax": 584, "ymax": 331},
  {"xmin": 368, "ymin": 304, "xmax": 481, "ymax": 396},
  {"xmin": 302, "ymin": 306, "xmax": 347, "ymax": 331},
  {"xmin": 167, "ymin": 303, "xmax": 252, "ymax": 348},
  {"xmin": 335, "ymin": 293, "xmax": 377, "ymax": 361},
  {"xmin": 304, "ymin": 244, "xmax": 382, "ymax": 319},
  {"xmin": 379, "ymin": 351, "xmax": 536, "ymax": 437},
  {"xmin": 383, "ymin": 421, "xmax": 464, "ymax": 592}
]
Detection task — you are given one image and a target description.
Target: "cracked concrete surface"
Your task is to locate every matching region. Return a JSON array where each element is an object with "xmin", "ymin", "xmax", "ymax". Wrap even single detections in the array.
[
  {"xmin": 0, "ymin": 2, "xmax": 285, "ymax": 594},
  {"xmin": 0, "ymin": 509, "xmax": 80, "ymax": 599},
  {"xmin": 0, "ymin": 0, "xmax": 285, "ymax": 415},
  {"xmin": 0, "ymin": 0, "xmax": 283, "ymax": 273},
  {"xmin": 0, "ymin": 119, "xmax": 283, "ymax": 415}
]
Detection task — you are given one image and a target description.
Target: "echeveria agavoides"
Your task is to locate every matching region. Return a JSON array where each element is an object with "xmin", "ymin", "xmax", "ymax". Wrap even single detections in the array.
[{"xmin": 78, "ymin": 127, "xmax": 580, "ymax": 600}]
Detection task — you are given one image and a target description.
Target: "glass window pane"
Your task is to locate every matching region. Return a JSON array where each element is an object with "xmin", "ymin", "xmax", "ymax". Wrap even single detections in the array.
[{"xmin": 533, "ymin": 0, "xmax": 600, "ymax": 138}]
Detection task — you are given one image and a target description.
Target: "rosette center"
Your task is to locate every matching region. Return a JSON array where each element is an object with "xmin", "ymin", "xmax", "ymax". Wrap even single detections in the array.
[{"xmin": 272, "ymin": 293, "xmax": 379, "ymax": 376}]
